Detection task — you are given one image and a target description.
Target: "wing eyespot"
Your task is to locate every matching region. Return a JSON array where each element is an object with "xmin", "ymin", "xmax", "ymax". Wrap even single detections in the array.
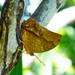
[
  {"xmin": 40, "ymin": 33, "xmax": 43, "ymax": 36},
  {"xmin": 38, "ymin": 28, "xmax": 41, "ymax": 31}
]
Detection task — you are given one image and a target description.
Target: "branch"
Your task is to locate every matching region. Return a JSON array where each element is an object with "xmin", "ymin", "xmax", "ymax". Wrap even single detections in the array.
[{"xmin": 32, "ymin": 0, "xmax": 65, "ymax": 27}]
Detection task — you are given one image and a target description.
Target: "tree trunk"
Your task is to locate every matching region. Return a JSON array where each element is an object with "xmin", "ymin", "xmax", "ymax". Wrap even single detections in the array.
[{"xmin": 0, "ymin": 0, "xmax": 24, "ymax": 74}]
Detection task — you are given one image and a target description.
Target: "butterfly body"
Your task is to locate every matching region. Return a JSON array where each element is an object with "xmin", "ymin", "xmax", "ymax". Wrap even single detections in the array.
[{"xmin": 21, "ymin": 13, "xmax": 62, "ymax": 56}]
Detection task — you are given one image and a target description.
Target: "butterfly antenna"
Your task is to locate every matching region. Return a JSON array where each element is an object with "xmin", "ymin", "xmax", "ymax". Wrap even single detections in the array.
[
  {"xmin": 29, "ymin": 13, "xmax": 32, "ymax": 19},
  {"xmin": 34, "ymin": 54, "xmax": 45, "ymax": 66}
]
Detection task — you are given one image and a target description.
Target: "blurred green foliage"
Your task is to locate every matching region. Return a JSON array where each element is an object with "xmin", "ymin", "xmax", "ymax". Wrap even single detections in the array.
[
  {"xmin": 59, "ymin": 0, "xmax": 75, "ymax": 11},
  {"xmin": 23, "ymin": 52, "xmax": 52, "ymax": 75},
  {"xmin": 54, "ymin": 0, "xmax": 75, "ymax": 70},
  {"xmin": 65, "ymin": 0, "xmax": 75, "ymax": 7},
  {"xmin": 0, "ymin": 6, "xmax": 2, "ymax": 11},
  {"xmin": 58, "ymin": 24, "xmax": 75, "ymax": 66}
]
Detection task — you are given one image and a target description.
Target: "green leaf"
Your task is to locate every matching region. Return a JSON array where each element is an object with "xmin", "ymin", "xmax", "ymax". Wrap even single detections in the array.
[{"xmin": 10, "ymin": 55, "xmax": 22, "ymax": 75}]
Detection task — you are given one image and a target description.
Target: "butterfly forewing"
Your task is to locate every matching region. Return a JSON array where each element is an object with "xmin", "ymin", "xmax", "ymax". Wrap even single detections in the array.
[{"xmin": 21, "ymin": 13, "xmax": 62, "ymax": 55}]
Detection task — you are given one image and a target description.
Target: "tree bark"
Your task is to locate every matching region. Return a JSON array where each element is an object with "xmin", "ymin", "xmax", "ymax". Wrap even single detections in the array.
[
  {"xmin": 0, "ymin": 0, "xmax": 24, "ymax": 75},
  {"xmin": 0, "ymin": 0, "xmax": 65, "ymax": 75},
  {"xmin": 32, "ymin": 0, "xmax": 65, "ymax": 27}
]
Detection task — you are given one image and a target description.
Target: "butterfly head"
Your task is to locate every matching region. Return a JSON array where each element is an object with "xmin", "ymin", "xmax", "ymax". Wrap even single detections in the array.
[{"xmin": 21, "ymin": 13, "xmax": 37, "ymax": 29}]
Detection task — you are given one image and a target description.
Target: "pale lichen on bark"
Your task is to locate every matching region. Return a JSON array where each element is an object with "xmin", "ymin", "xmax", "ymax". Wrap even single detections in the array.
[{"xmin": 0, "ymin": 0, "xmax": 24, "ymax": 75}]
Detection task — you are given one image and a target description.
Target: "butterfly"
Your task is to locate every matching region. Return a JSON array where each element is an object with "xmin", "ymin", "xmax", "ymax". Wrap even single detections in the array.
[{"xmin": 21, "ymin": 13, "xmax": 62, "ymax": 56}]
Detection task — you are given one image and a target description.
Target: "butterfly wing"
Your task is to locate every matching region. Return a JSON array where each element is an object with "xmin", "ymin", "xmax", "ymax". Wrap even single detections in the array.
[{"xmin": 21, "ymin": 14, "xmax": 62, "ymax": 55}]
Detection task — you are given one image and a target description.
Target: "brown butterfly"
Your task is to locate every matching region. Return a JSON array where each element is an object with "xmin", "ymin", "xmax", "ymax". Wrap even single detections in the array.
[{"xmin": 21, "ymin": 13, "xmax": 62, "ymax": 56}]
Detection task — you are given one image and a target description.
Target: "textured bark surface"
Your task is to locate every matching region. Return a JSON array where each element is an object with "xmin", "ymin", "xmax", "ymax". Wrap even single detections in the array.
[
  {"xmin": 0, "ymin": 0, "xmax": 24, "ymax": 75},
  {"xmin": 32, "ymin": 0, "xmax": 65, "ymax": 27},
  {"xmin": 0, "ymin": 0, "xmax": 65, "ymax": 75}
]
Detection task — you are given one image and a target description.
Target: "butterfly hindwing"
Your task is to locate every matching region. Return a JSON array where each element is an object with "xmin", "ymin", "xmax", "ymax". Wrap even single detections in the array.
[{"xmin": 21, "ymin": 13, "xmax": 62, "ymax": 55}]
